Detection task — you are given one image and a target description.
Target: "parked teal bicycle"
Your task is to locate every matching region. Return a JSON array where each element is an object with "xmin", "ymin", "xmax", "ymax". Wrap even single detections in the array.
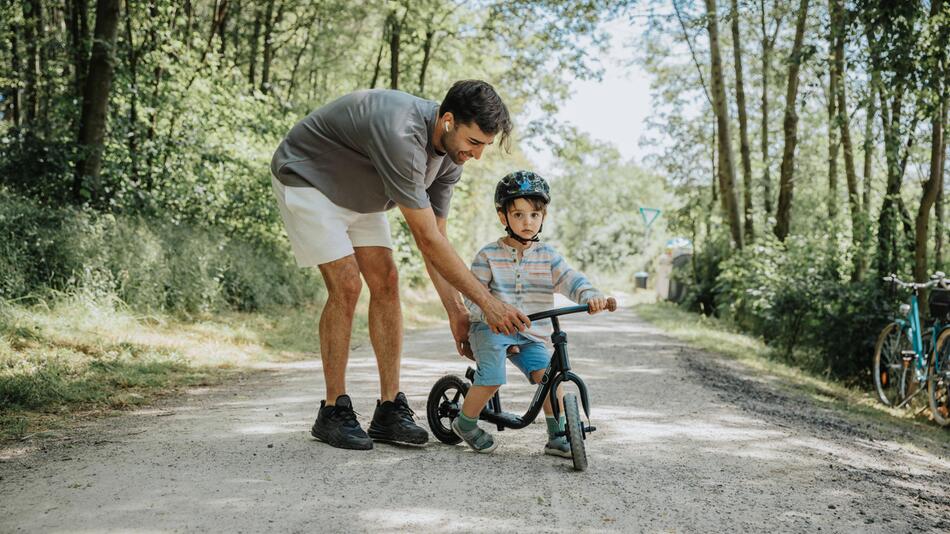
[{"xmin": 873, "ymin": 272, "xmax": 950, "ymax": 426}]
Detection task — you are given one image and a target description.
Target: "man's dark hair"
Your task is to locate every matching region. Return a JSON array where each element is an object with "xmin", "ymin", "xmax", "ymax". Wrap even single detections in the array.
[{"xmin": 439, "ymin": 80, "xmax": 512, "ymax": 152}]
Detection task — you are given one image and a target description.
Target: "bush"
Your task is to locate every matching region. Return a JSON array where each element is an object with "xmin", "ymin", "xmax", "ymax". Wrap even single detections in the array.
[
  {"xmin": 0, "ymin": 190, "xmax": 323, "ymax": 313},
  {"xmin": 693, "ymin": 233, "xmax": 901, "ymax": 382}
]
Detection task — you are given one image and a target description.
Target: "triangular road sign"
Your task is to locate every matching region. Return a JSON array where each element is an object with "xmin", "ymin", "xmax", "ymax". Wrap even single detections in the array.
[{"xmin": 639, "ymin": 207, "xmax": 661, "ymax": 228}]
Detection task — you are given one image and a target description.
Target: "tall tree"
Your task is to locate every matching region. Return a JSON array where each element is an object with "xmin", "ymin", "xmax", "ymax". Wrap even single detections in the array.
[
  {"xmin": 73, "ymin": 0, "xmax": 121, "ymax": 202},
  {"xmin": 705, "ymin": 0, "xmax": 743, "ymax": 248},
  {"xmin": 758, "ymin": 0, "xmax": 783, "ymax": 218},
  {"xmin": 913, "ymin": 0, "xmax": 947, "ymax": 283},
  {"xmin": 8, "ymin": 23, "xmax": 22, "ymax": 127},
  {"xmin": 731, "ymin": 0, "xmax": 754, "ymax": 241},
  {"xmin": 826, "ymin": 2, "xmax": 840, "ymax": 226},
  {"xmin": 67, "ymin": 0, "xmax": 90, "ymax": 104},
  {"xmin": 22, "ymin": 0, "xmax": 43, "ymax": 125},
  {"xmin": 773, "ymin": 0, "xmax": 810, "ymax": 242},
  {"xmin": 864, "ymin": 1, "xmax": 924, "ymax": 276},
  {"xmin": 831, "ymin": 0, "xmax": 863, "ymax": 279}
]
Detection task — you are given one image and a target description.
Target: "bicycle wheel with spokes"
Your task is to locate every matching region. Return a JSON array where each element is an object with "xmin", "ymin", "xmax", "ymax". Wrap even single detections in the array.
[
  {"xmin": 426, "ymin": 375, "xmax": 469, "ymax": 444},
  {"xmin": 873, "ymin": 322, "xmax": 912, "ymax": 406},
  {"xmin": 563, "ymin": 393, "xmax": 588, "ymax": 472},
  {"xmin": 928, "ymin": 330, "xmax": 950, "ymax": 426}
]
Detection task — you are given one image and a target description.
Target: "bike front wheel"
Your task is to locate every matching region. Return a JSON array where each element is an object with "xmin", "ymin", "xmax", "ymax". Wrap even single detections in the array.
[
  {"xmin": 563, "ymin": 393, "xmax": 588, "ymax": 472},
  {"xmin": 873, "ymin": 322, "xmax": 913, "ymax": 407},
  {"xmin": 928, "ymin": 329, "xmax": 950, "ymax": 426}
]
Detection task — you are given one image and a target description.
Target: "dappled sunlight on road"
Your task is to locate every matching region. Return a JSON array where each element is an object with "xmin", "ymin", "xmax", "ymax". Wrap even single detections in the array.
[
  {"xmin": 360, "ymin": 507, "xmax": 522, "ymax": 532},
  {"xmin": 4, "ymin": 306, "xmax": 949, "ymax": 532}
]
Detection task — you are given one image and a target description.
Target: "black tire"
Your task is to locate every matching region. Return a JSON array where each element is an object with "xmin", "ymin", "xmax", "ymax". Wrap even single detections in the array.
[
  {"xmin": 426, "ymin": 375, "xmax": 469, "ymax": 445},
  {"xmin": 928, "ymin": 329, "xmax": 950, "ymax": 427},
  {"xmin": 563, "ymin": 393, "xmax": 588, "ymax": 472},
  {"xmin": 873, "ymin": 322, "xmax": 912, "ymax": 407}
]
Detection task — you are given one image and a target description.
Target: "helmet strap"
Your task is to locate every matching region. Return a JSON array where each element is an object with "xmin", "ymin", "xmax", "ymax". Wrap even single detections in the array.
[{"xmin": 503, "ymin": 213, "xmax": 542, "ymax": 244}]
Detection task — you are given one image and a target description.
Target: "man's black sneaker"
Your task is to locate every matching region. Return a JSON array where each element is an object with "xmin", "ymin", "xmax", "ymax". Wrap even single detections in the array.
[
  {"xmin": 368, "ymin": 392, "xmax": 429, "ymax": 446},
  {"xmin": 310, "ymin": 394, "xmax": 373, "ymax": 450}
]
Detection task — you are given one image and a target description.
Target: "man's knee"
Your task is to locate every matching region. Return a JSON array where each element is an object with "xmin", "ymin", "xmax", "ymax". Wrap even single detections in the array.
[
  {"xmin": 366, "ymin": 262, "xmax": 399, "ymax": 297},
  {"xmin": 333, "ymin": 275, "xmax": 363, "ymax": 306},
  {"xmin": 321, "ymin": 260, "xmax": 363, "ymax": 308}
]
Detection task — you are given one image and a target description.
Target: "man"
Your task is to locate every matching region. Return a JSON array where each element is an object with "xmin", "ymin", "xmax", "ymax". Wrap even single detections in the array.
[{"xmin": 270, "ymin": 80, "xmax": 530, "ymax": 450}]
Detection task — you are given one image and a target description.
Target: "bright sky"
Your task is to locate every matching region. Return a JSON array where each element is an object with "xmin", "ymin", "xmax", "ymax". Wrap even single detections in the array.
[{"xmin": 526, "ymin": 18, "xmax": 654, "ymax": 175}]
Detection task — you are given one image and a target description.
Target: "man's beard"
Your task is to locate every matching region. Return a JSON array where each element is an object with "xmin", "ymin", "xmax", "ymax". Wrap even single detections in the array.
[{"xmin": 442, "ymin": 131, "xmax": 466, "ymax": 165}]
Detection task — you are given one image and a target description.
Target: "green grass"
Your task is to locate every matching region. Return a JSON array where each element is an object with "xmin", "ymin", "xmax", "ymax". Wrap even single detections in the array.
[
  {"xmin": 0, "ymin": 287, "xmax": 447, "ymax": 443},
  {"xmin": 635, "ymin": 300, "xmax": 950, "ymax": 446}
]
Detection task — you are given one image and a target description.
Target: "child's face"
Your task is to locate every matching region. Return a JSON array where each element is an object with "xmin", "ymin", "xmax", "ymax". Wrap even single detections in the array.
[{"xmin": 498, "ymin": 197, "xmax": 545, "ymax": 240}]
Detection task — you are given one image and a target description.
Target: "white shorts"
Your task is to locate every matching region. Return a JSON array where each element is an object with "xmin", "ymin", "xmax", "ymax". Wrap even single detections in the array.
[{"xmin": 271, "ymin": 175, "xmax": 393, "ymax": 267}]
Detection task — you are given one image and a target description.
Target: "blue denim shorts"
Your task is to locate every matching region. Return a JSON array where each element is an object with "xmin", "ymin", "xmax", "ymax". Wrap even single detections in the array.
[{"xmin": 469, "ymin": 322, "xmax": 550, "ymax": 386}]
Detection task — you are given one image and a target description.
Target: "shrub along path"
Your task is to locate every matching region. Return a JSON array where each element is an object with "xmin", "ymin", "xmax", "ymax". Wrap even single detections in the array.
[{"xmin": 1, "ymin": 305, "xmax": 948, "ymax": 532}]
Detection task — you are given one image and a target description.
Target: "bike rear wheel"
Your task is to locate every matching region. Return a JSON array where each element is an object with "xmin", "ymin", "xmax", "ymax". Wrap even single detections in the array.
[
  {"xmin": 873, "ymin": 322, "xmax": 913, "ymax": 407},
  {"xmin": 929, "ymin": 329, "xmax": 950, "ymax": 426},
  {"xmin": 563, "ymin": 393, "xmax": 588, "ymax": 472}
]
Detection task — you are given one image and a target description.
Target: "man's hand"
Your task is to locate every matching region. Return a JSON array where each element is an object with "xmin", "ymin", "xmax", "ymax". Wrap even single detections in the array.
[
  {"xmin": 587, "ymin": 296, "xmax": 618, "ymax": 314},
  {"xmin": 483, "ymin": 298, "xmax": 530, "ymax": 335},
  {"xmin": 450, "ymin": 314, "xmax": 474, "ymax": 360}
]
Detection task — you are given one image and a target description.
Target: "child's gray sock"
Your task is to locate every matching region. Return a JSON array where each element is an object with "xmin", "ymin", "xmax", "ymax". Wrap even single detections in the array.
[
  {"xmin": 545, "ymin": 416, "xmax": 565, "ymax": 439},
  {"xmin": 457, "ymin": 413, "xmax": 478, "ymax": 432}
]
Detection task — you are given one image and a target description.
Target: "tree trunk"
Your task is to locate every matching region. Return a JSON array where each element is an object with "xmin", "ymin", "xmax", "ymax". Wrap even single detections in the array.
[
  {"xmin": 773, "ymin": 0, "xmax": 810, "ymax": 242},
  {"xmin": 830, "ymin": 0, "xmax": 862, "ymax": 279},
  {"xmin": 388, "ymin": 10, "xmax": 401, "ymax": 90},
  {"xmin": 826, "ymin": 7, "xmax": 839, "ymax": 226},
  {"xmin": 217, "ymin": 0, "xmax": 229, "ymax": 55},
  {"xmin": 759, "ymin": 0, "xmax": 782, "ymax": 219},
  {"xmin": 68, "ymin": 0, "xmax": 90, "ymax": 105},
  {"xmin": 876, "ymin": 87, "xmax": 912, "ymax": 276},
  {"xmin": 22, "ymin": 0, "xmax": 43, "ymax": 125},
  {"xmin": 248, "ymin": 5, "xmax": 261, "ymax": 87},
  {"xmin": 8, "ymin": 25, "xmax": 22, "ymax": 127},
  {"xmin": 731, "ymin": 0, "xmax": 754, "ymax": 241},
  {"xmin": 419, "ymin": 29, "xmax": 435, "ymax": 95},
  {"xmin": 259, "ymin": 0, "xmax": 276, "ymax": 93},
  {"xmin": 123, "ymin": 0, "xmax": 138, "ymax": 179},
  {"xmin": 914, "ymin": 0, "xmax": 947, "ymax": 282},
  {"xmin": 288, "ymin": 18, "xmax": 315, "ymax": 99},
  {"xmin": 73, "ymin": 0, "xmax": 121, "ymax": 203},
  {"xmin": 937, "ymin": 125, "xmax": 947, "ymax": 271},
  {"xmin": 706, "ymin": 0, "xmax": 743, "ymax": 248}
]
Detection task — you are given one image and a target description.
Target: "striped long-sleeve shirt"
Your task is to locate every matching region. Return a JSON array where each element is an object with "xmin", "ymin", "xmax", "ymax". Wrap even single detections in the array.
[{"xmin": 465, "ymin": 238, "xmax": 603, "ymax": 343}]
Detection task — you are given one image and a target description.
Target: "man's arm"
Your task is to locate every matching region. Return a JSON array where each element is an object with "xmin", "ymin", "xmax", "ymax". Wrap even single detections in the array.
[
  {"xmin": 398, "ymin": 204, "xmax": 529, "ymax": 335},
  {"xmin": 423, "ymin": 216, "xmax": 473, "ymax": 357}
]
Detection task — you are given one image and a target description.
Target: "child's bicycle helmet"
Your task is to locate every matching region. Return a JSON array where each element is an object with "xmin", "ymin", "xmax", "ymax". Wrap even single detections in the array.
[
  {"xmin": 494, "ymin": 170, "xmax": 550, "ymax": 210},
  {"xmin": 494, "ymin": 171, "xmax": 550, "ymax": 244}
]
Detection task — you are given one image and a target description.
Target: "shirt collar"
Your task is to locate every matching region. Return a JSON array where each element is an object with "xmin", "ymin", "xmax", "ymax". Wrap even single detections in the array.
[
  {"xmin": 425, "ymin": 101, "xmax": 445, "ymax": 158},
  {"xmin": 496, "ymin": 237, "xmax": 539, "ymax": 254}
]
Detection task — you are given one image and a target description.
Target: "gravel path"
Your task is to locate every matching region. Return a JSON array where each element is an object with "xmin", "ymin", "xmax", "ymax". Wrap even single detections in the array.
[{"xmin": 2, "ymin": 306, "xmax": 949, "ymax": 533}]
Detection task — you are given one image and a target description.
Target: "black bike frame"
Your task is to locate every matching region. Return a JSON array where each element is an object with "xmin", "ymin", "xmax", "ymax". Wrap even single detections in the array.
[{"xmin": 474, "ymin": 304, "xmax": 593, "ymax": 430}]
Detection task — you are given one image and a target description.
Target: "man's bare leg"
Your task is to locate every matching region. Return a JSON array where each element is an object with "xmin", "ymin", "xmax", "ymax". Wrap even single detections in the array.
[
  {"xmin": 317, "ymin": 255, "xmax": 363, "ymax": 405},
  {"xmin": 354, "ymin": 247, "xmax": 402, "ymax": 402}
]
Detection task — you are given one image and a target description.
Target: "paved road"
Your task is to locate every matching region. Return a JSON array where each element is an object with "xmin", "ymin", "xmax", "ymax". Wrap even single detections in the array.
[{"xmin": 2, "ymin": 306, "xmax": 949, "ymax": 532}]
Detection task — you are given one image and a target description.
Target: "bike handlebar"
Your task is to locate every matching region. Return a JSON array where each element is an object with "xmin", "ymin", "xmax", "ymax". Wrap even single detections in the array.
[
  {"xmin": 527, "ymin": 297, "xmax": 618, "ymax": 321},
  {"xmin": 883, "ymin": 272, "xmax": 947, "ymax": 290}
]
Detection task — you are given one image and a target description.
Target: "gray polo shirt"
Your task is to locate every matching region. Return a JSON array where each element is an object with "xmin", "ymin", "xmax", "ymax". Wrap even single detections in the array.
[{"xmin": 270, "ymin": 89, "xmax": 462, "ymax": 218}]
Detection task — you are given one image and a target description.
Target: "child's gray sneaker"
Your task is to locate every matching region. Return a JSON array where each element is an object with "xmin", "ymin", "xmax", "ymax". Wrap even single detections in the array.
[
  {"xmin": 544, "ymin": 436, "xmax": 572, "ymax": 458},
  {"xmin": 451, "ymin": 418, "xmax": 498, "ymax": 454}
]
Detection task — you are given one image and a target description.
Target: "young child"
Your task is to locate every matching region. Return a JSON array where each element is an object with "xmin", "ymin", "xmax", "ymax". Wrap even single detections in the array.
[{"xmin": 452, "ymin": 170, "xmax": 612, "ymax": 457}]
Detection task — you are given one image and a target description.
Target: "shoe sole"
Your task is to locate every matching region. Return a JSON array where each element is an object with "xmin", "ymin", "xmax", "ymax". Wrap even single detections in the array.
[
  {"xmin": 367, "ymin": 426, "xmax": 429, "ymax": 446},
  {"xmin": 544, "ymin": 447, "xmax": 573, "ymax": 459},
  {"xmin": 311, "ymin": 429, "xmax": 373, "ymax": 451},
  {"xmin": 451, "ymin": 422, "xmax": 498, "ymax": 454}
]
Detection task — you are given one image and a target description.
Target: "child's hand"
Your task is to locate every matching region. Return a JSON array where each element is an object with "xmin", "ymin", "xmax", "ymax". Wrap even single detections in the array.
[{"xmin": 587, "ymin": 296, "xmax": 618, "ymax": 314}]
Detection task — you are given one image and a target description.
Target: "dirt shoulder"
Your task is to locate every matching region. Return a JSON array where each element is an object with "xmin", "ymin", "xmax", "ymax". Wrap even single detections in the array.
[{"xmin": 2, "ymin": 307, "xmax": 949, "ymax": 532}]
